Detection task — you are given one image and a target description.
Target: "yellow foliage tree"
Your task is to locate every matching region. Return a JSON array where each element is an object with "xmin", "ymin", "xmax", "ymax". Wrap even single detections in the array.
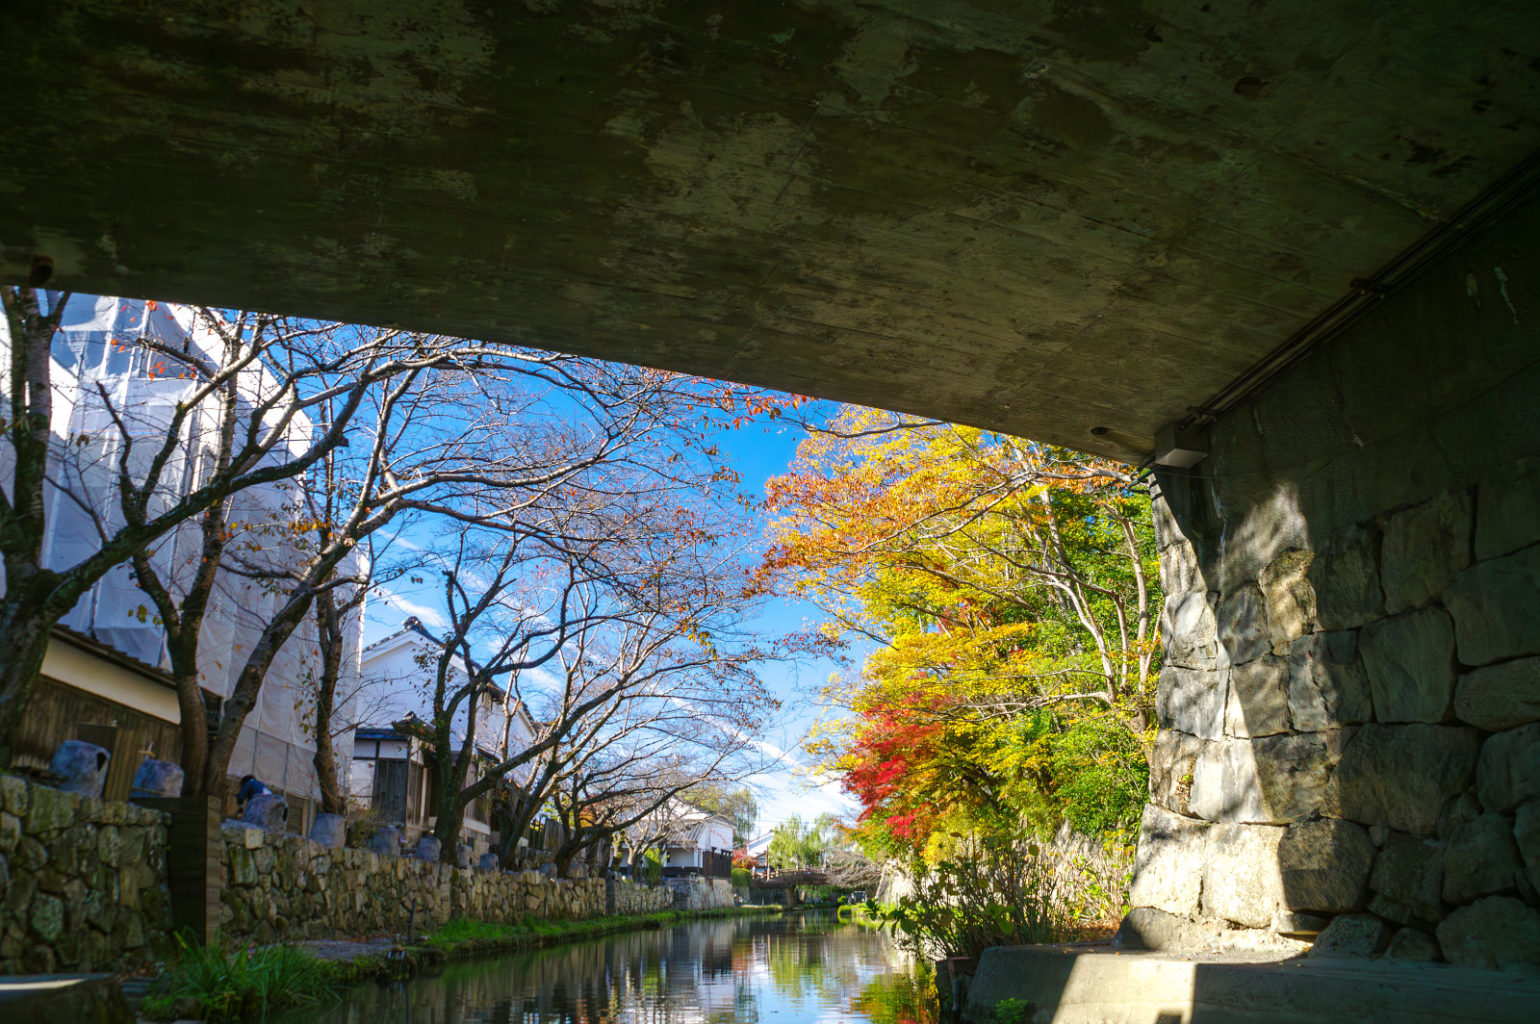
[{"xmin": 765, "ymin": 408, "xmax": 1160, "ymax": 856}]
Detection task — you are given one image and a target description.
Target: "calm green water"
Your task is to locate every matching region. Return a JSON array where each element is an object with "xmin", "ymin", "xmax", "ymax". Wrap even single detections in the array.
[{"xmin": 275, "ymin": 912, "xmax": 937, "ymax": 1024}]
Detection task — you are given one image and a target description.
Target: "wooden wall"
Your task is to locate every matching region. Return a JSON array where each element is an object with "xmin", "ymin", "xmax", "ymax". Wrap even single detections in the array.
[{"xmin": 16, "ymin": 676, "xmax": 182, "ymax": 801}]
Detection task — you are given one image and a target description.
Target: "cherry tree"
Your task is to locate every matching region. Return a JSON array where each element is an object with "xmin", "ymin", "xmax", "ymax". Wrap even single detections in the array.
[{"xmin": 0, "ymin": 290, "xmax": 446, "ymax": 765}]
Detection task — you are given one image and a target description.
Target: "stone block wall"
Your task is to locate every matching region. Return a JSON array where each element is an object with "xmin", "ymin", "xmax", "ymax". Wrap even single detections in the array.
[
  {"xmin": 0, "ymin": 776, "xmax": 688, "ymax": 969},
  {"xmin": 220, "ymin": 823, "xmax": 452, "ymax": 943},
  {"xmin": 1126, "ymin": 191, "xmax": 1540, "ymax": 968},
  {"xmin": 609, "ymin": 876, "xmax": 675, "ymax": 915},
  {"xmin": 451, "ymin": 869, "xmax": 604, "ymax": 926},
  {"xmin": 218, "ymin": 823, "xmax": 671, "ymax": 945},
  {"xmin": 663, "ymin": 875, "xmax": 735, "ymax": 910},
  {"xmin": 0, "ymin": 774, "xmax": 172, "ymax": 973}
]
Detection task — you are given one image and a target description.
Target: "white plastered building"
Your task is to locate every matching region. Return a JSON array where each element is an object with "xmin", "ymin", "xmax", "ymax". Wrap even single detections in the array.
[{"xmin": 348, "ymin": 619, "xmax": 537, "ymax": 854}]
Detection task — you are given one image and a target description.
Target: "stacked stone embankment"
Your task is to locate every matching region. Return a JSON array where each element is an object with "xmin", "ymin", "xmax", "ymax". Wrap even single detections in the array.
[
  {"xmin": 0, "ymin": 772, "xmax": 679, "ymax": 971},
  {"xmin": 662, "ymin": 875, "xmax": 735, "ymax": 910},
  {"xmin": 1131, "ymin": 216, "xmax": 1540, "ymax": 972},
  {"xmin": 220, "ymin": 823, "xmax": 675, "ymax": 944},
  {"xmin": 0, "ymin": 774, "xmax": 172, "ymax": 973},
  {"xmin": 1136, "ymin": 468, "xmax": 1540, "ymax": 967},
  {"xmin": 610, "ymin": 876, "xmax": 675, "ymax": 915}
]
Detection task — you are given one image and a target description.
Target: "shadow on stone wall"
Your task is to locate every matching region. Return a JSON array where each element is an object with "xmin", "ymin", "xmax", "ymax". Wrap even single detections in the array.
[
  {"xmin": 1123, "ymin": 188, "xmax": 1540, "ymax": 968},
  {"xmin": 966, "ymin": 942, "xmax": 1540, "ymax": 1023},
  {"xmin": 0, "ymin": 775, "xmax": 172, "ymax": 973}
]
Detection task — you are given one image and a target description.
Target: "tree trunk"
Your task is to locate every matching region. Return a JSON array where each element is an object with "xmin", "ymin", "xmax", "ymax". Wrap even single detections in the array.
[
  {"xmin": 552, "ymin": 822, "xmax": 613, "ymax": 879},
  {"xmin": 310, "ymin": 591, "xmax": 346, "ymax": 815},
  {"xmin": 494, "ymin": 785, "xmax": 537, "ymax": 867},
  {"xmin": 0, "ymin": 287, "xmax": 70, "ymax": 766},
  {"xmin": 429, "ymin": 717, "xmax": 473, "ymax": 862},
  {"xmin": 172, "ymin": 665, "xmax": 209, "ymax": 798},
  {"xmin": 0, "ymin": 591, "xmax": 57, "ymax": 766},
  {"xmin": 137, "ymin": 372, "xmax": 238, "ymax": 798},
  {"xmin": 592, "ymin": 837, "xmax": 613, "ymax": 878},
  {"xmin": 142, "ymin": 554, "xmax": 219, "ymax": 799},
  {"xmin": 201, "ymin": 588, "xmax": 321, "ymax": 800},
  {"xmin": 431, "ymin": 788, "xmax": 468, "ymax": 861}
]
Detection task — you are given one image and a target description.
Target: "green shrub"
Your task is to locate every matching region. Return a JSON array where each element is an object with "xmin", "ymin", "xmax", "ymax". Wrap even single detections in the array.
[
  {"xmin": 344, "ymin": 801, "xmax": 387, "ymax": 848},
  {"xmin": 731, "ymin": 866, "xmax": 752, "ymax": 891},
  {"xmin": 992, "ymin": 997, "xmax": 1036, "ymax": 1024},
  {"xmin": 1047, "ymin": 721, "xmax": 1148, "ymax": 837}
]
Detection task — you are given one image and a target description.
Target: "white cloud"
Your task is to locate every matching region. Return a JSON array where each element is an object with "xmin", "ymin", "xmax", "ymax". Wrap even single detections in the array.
[
  {"xmin": 366, "ymin": 584, "xmax": 448, "ymax": 635},
  {"xmin": 736, "ymin": 728, "xmax": 858, "ymax": 843},
  {"xmin": 749, "ymin": 769, "xmax": 857, "ymax": 840}
]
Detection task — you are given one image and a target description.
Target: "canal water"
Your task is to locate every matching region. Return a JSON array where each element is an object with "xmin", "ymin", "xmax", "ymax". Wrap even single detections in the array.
[{"xmin": 274, "ymin": 911, "xmax": 938, "ymax": 1024}]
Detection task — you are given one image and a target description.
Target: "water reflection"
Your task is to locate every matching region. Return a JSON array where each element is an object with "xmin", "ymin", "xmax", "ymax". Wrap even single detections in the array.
[{"xmin": 275, "ymin": 912, "xmax": 934, "ymax": 1024}]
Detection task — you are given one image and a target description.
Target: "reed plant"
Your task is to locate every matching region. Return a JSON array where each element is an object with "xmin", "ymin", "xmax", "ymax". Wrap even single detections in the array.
[
  {"xmin": 142, "ymin": 936, "xmax": 339, "ymax": 1021},
  {"xmin": 881, "ymin": 828, "xmax": 1125, "ymax": 960}
]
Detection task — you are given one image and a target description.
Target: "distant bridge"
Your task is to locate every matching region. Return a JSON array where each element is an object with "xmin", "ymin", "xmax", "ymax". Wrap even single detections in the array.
[
  {"xmin": 752, "ymin": 869, "xmax": 829, "ymax": 888},
  {"xmin": 747, "ymin": 869, "xmax": 831, "ymax": 905}
]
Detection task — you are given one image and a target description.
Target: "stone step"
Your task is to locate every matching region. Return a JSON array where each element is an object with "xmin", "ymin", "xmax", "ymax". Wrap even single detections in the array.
[
  {"xmin": 0, "ymin": 974, "xmax": 135, "ymax": 1024},
  {"xmin": 118, "ymin": 976, "xmax": 153, "ymax": 1010},
  {"xmin": 965, "ymin": 944, "xmax": 1540, "ymax": 1023}
]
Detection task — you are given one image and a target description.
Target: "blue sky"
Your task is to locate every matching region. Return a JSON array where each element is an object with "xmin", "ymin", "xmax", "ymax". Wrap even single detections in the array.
[
  {"xmin": 711, "ymin": 404, "xmax": 862, "ymax": 838},
  {"xmin": 47, "ymin": 294, "xmax": 861, "ymax": 837},
  {"xmin": 362, "ymin": 394, "xmax": 861, "ymax": 839}
]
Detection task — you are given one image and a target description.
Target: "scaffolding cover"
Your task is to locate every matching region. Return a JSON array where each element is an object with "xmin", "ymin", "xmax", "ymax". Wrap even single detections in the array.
[{"xmin": 2, "ymin": 294, "xmax": 366, "ymax": 805}]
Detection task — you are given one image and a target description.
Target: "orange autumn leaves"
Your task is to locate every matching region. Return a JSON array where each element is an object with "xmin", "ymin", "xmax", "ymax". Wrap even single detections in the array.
[{"xmin": 763, "ymin": 408, "xmax": 1159, "ymax": 857}]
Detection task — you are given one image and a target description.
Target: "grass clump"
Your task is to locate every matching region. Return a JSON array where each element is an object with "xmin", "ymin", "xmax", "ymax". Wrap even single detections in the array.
[
  {"xmin": 424, "ymin": 916, "xmax": 525, "ymax": 947},
  {"xmin": 423, "ymin": 911, "xmax": 660, "ymax": 952},
  {"xmin": 836, "ymin": 902, "xmax": 887, "ymax": 928},
  {"xmin": 142, "ymin": 936, "xmax": 339, "ymax": 1022}
]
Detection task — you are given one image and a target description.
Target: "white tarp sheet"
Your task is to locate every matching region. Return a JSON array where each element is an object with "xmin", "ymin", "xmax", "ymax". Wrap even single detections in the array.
[{"xmin": 2, "ymin": 294, "xmax": 364, "ymax": 804}]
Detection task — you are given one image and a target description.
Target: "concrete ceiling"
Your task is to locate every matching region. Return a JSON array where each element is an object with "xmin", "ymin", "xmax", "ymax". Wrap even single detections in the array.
[{"xmin": 2, "ymin": 1, "xmax": 1538, "ymax": 460}]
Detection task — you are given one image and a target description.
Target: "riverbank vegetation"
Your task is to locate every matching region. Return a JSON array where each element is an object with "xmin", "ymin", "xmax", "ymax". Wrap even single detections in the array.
[
  {"xmin": 882, "ymin": 834, "xmax": 1118, "ymax": 958},
  {"xmin": 764, "ymin": 408, "xmax": 1159, "ymax": 955},
  {"xmin": 141, "ymin": 940, "xmax": 339, "ymax": 1022},
  {"xmin": 424, "ymin": 904, "xmax": 782, "ymax": 956}
]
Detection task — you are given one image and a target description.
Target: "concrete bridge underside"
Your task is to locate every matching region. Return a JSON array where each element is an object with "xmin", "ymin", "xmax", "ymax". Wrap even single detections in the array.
[
  {"xmin": 2, "ymin": 1, "xmax": 1538, "ymax": 459},
  {"xmin": 6, "ymin": 0, "xmax": 1540, "ymax": 975}
]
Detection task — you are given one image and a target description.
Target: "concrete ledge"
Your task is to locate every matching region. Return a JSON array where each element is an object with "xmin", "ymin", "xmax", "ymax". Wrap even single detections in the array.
[
  {"xmin": 965, "ymin": 944, "xmax": 1540, "ymax": 1023},
  {"xmin": 0, "ymin": 974, "xmax": 134, "ymax": 1024}
]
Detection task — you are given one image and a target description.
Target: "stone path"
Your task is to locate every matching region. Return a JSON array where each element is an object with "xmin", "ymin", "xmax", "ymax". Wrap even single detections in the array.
[{"xmin": 296, "ymin": 937, "xmax": 403, "ymax": 962}]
